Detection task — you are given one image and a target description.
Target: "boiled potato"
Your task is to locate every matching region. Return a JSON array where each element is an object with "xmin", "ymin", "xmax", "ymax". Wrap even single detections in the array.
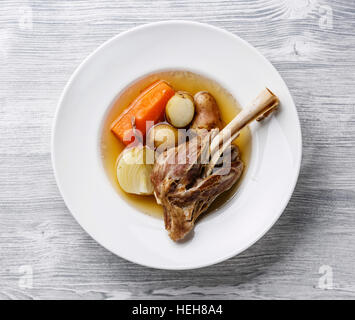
[
  {"xmin": 116, "ymin": 146, "xmax": 155, "ymax": 195},
  {"xmin": 191, "ymin": 91, "xmax": 223, "ymax": 130},
  {"xmin": 165, "ymin": 91, "xmax": 195, "ymax": 128},
  {"xmin": 147, "ymin": 123, "xmax": 178, "ymax": 150}
]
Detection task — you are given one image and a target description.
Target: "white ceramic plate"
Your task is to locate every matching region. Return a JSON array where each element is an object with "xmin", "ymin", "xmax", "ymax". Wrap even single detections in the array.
[{"xmin": 52, "ymin": 21, "xmax": 302, "ymax": 270}]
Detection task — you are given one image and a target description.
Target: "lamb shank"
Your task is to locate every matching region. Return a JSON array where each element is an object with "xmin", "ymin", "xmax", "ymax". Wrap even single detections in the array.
[{"xmin": 151, "ymin": 89, "xmax": 278, "ymax": 241}]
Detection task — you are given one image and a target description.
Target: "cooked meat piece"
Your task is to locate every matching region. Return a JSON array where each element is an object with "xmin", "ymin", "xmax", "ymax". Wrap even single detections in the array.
[
  {"xmin": 151, "ymin": 88, "xmax": 279, "ymax": 241},
  {"xmin": 151, "ymin": 129, "xmax": 243, "ymax": 241}
]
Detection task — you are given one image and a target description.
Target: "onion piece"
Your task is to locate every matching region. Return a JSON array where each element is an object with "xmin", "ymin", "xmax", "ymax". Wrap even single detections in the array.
[{"xmin": 116, "ymin": 146, "xmax": 155, "ymax": 195}]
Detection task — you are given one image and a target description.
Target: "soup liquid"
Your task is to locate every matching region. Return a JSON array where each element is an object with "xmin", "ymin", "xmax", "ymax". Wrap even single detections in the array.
[{"xmin": 101, "ymin": 71, "xmax": 251, "ymax": 218}]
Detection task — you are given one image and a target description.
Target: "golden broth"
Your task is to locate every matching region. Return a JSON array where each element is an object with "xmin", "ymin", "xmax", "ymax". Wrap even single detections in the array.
[{"xmin": 101, "ymin": 70, "xmax": 252, "ymax": 218}]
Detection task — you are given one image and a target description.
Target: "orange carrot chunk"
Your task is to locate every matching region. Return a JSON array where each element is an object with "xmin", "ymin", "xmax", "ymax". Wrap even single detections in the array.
[{"xmin": 111, "ymin": 80, "xmax": 175, "ymax": 145}]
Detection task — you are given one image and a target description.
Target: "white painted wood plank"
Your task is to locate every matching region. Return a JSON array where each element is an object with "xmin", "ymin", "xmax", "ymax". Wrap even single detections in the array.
[{"xmin": 0, "ymin": 0, "xmax": 354, "ymax": 299}]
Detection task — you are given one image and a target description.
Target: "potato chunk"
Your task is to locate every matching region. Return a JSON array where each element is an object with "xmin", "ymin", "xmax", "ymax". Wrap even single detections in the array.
[
  {"xmin": 191, "ymin": 91, "xmax": 222, "ymax": 130},
  {"xmin": 165, "ymin": 91, "xmax": 195, "ymax": 128},
  {"xmin": 147, "ymin": 123, "xmax": 178, "ymax": 150}
]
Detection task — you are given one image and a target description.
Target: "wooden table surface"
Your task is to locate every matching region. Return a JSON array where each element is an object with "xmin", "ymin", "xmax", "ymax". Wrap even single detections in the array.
[{"xmin": 1, "ymin": 0, "xmax": 354, "ymax": 300}]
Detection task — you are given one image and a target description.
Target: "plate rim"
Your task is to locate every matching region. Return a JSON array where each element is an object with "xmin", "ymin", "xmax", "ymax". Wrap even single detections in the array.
[{"xmin": 52, "ymin": 20, "xmax": 303, "ymax": 270}]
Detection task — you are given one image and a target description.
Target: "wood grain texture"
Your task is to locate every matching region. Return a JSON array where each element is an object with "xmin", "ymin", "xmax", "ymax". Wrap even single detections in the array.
[{"xmin": 1, "ymin": 0, "xmax": 355, "ymax": 300}]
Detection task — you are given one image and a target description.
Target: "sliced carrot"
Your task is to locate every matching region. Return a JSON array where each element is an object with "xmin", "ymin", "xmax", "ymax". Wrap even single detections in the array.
[{"xmin": 111, "ymin": 80, "xmax": 175, "ymax": 145}]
